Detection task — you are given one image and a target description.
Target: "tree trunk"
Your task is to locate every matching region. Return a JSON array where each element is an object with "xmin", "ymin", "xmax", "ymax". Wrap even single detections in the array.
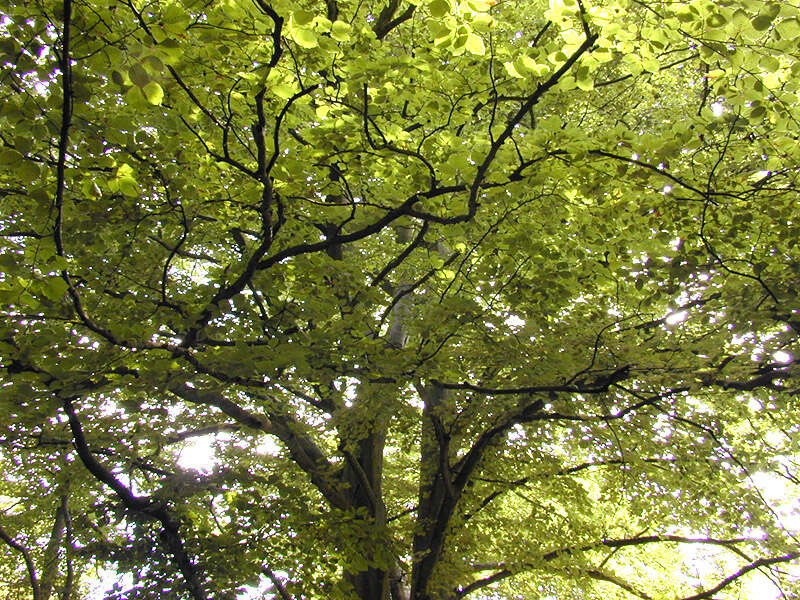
[
  {"xmin": 40, "ymin": 490, "xmax": 69, "ymax": 600},
  {"xmin": 340, "ymin": 225, "xmax": 418, "ymax": 600},
  {"xmin": 410, "ymin": 383, "xmax": 453, "ymax": 600},
  {"xmin": 342, "ymin": 428, "xmax": 390, "ymax": 600}
]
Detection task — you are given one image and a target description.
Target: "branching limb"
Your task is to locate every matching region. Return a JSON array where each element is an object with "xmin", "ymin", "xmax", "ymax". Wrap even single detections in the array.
[
  {"xmin": 378, "ymin": 251, "xmax": 461, "ymax": 330},
  {"xmin": 179, "ymin": 115, "xmax": 258, "ymax": 177},
  {"xmin": 62, "ymin": 398, "xmax": 207, "ymax": 600},
  {"xmin": 586, "ymin": 569, "xmax": 653, "ymax": 599},
  {"xmin": 464, "ymin": 30, "xmax": 598, "ymax": 221},
  {"xmin": 60, "ymin": 501, "xmax": 74, "ymax": 600},
  {"xmin": 436, "ymin": 370, "xmax": 631, "ymax": 396},
  {"xmin": 148, "ymin": 236, "xmax": 221, "ymax": 264},
  {"xmin": 182, "ymin": 85, "xmax": 319, "ymax": 345},
  {"xmin": 456, "ymin": 536, "xmax": 776, "ymax": 599},
  {"xmin": 373, "ymin": 0, "xmax": 415, "ymax": 39},
  {"xmin": 166, "ymin": 425, "xmax": 242, "ymax": 444},
  {"xmin": 341, "ymin": 448, "xmax": 385, "ymax": 520},
  {"xmin": 458, "ymin": 565, "xmax": 652, "ymax": 599},
  {"xmin": 50, "ymin": 0, "xmax": 148, "ymax": 351},
  {"xmin": 253, "ymin": 0, "xmax": 284, "ymax": 67},
  {"xmin": 256, "ymin": 192, "xmax": 426, "ymax": 270},
  {"xmin": 456, "ymin": 568, "xmax": 508, "ymax": 598},
  {"xmin": 451, "ymin": 398, "xmax": 545, "ymax": 492},
  {"xmin": 588, "ymin": 149, "xmax": 709, "ymax": 198},
  {"xmin": 371, "ymin": 221, "xmax": 430, "ymax": 288},
  {"xmin": 63, "ymin": 397, "xmax": 151, "ymax": 511},
  {"xmin": 677, "ymin": 552, "xmax": 800, "ymax": 600},
  {"xmin": 41, "ymin": 488, "xmax": 70, "ymax": 600},
  {"xmin": 168, "ymin": 383, "xmax": 273, "ymax": 431},
  {"xmin": 263, "ymin": 567, "xmax": 295, "ymax": 600},
  {"xmin": 168, "ymin": 384, "xmax": 350, "ymax": 509},
  {"xmin": 266, "ymin": 84, "xmax": 320, "ymax": 176},
  {"xmin": 0, "ymin": 523, "xmax": 41, "ymax": 600},
  {"xmin": 52, "ymin": 0, "xmax": 73, "ymax": 260}
]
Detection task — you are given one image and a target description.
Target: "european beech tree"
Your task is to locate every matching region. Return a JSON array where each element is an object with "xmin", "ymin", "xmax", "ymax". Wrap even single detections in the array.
[{"xmin": 1, "ymin": 0, "xmax": 800, "ymax": 599}]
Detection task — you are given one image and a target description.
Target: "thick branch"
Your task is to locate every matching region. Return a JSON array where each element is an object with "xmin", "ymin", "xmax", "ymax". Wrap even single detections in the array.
[
  {"xmin": 264, "ymin": 567, "xmax": 295, "ymax": 600},
  {"xmin": 52, "ymin": 0, "xmax": 72, "ymax": 259},
  {"xmin": 168, "ymin": 383, "xmax": 273, "ymax": 431},
  {"xmin": 677, "ymin": 552, "xmax": 800, "ymax": 600},
  {"xmin": 373, "ymin": 0, "xmax": 415, "ymax": 39},
  {"xmin": 62, "ymin": 398, "xmax": 207, "ymax": 600},
  {"xmin": 40, "ymin": 490, "xmax": 69, "ymax": 600},
  {"xmin": 545, "ymin": 534, "xmax": 757, "ymax": 561},
  {"xmin": 0, "ymin": 524, "xmax": 41, "ymax": 600},
  {"xmin": 168, "ymin": 384, "xmax": 350, "ymax": 509},
  {"xmin": 456, "ymin": 568, "xmax": 508, "ymax": 598},
  {"xmin": 457, "ymin": 536, "xmax": 771, "ymax": 599},
  {"xmin": 63, "ymin": 397, "xmax": 151, "ymax": 511}
]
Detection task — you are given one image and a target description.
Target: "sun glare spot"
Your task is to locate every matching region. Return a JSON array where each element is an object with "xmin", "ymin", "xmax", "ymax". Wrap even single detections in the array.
[
  {"xmin": 773, "ymin": 350, "xmax": 792, "ymax": 363},
  {"xmin": 178, "ymin": 436, "xmax": 216, "ymax": 473},
  {"xmin": 665, "ymin": 310, "xmax": 687, "ymax": 325}
]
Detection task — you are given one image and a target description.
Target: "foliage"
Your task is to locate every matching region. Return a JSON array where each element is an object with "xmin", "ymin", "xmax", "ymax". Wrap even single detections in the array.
[{"xmin": 1, "ymin": 0, "xmax": 800, "ymax": 599}]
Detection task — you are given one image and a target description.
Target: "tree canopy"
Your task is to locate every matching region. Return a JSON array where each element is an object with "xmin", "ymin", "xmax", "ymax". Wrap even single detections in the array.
[{"xmin": 1, "ymin": 0, "xmax": 800, "ymax": 598}]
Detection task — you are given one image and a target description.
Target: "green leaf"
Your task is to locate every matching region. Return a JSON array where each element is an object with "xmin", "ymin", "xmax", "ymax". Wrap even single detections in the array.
[
  {"xmin": 330, "ymin": 21, "xmax": 352, "ymax": 42},
  {"xmin": 291, "ymin": 28, "xmax": 318, "ymax": 48},
  {"xmin": 752, "ymin": 14, "xmax": 775, "ymax": 31},
  {"xmin": 42, "ymin": 277, "xmax": 68, "ymax": 302},
  {"xmin": 124, "ymin": 85, "xmax": 149, "ymax": 108},
  {"xmin": 142, "ymin": 81, "xmax": 164, "ymax": 105},
  {"xmin": 17, "ymin": 160, "xmax": 41, "ymax": 180},
  {"xmin": 465, "ymin": 33, "xmax": 485, "ymax": 55},
  {"xmin": 776, "ymin": 17, "xmax": 800, "ymax": 39},
  {"xmin": 273, "ymin": 84, "xmax": 296, "ymax": 99},
  {"xmin": 117, "ymin": 176, "xmax": 139, "ymax": 197},
  {"xmin": 315, "ymin": 17, "xmax": 333, "ymax": 33},
  {"xmin": 575, "ymin": 65, "xmax": 593, "ymax": 90},
  {"xmin": 0, "ymin": 148, "xmax": 24, "ymax": 166},
  {"xmin": 707, "ymin": 12, "xmax": 727, "ymax": 28},
  {"xmin": 128, "ymin": 63, "xmax": 150, "ymax": 87},
  {"xmin": 748, "ymin": 105, "xmax": 767, "ymax": 120},
  {"xmin": 504, "ymin": 61, "xmax": 524, "ymax": 78},
  {"xmin": 472, "ymin": 13, "xmax": 493, "ymax": 32},
  {"xmin": 428, "ymin": 0, "xmax": 451, "ymax": 19},
  {"xmin": 111, "ymin": 70, "xmax": 126, "ymax": 86},
  {"xmin": 292, "ymin": 9, "xmax": 315, "ymax": 26}
]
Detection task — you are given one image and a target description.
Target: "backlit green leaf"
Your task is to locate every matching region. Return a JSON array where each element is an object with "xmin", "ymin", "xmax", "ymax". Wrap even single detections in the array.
[
  {"xmin": 291, "ymin": 27, "xmax": 318, "ymax": 48},
  {"xmin": 142, "ymin": 81, "xmax": 164, "ymax": 105},
  {"xmin": 465, "ymin": 33, "xmax": 485, "ymax": 55}
]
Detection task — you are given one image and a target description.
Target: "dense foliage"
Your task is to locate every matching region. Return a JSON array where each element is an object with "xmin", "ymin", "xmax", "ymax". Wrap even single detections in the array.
[{"xmin": 2, "ymin": 0, "xmax": 800, "ymax": 599}]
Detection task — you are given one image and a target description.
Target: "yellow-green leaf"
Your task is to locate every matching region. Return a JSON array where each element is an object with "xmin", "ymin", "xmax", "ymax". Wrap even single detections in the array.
[
  {"xmin": 331, "ymin": 21, "xmax": 352, "ymax": 42},
  {"xmin": 292, "ymin": 9, "xmax": 314, "ymax": 26},
  {"xmin": 752, "ymin": 14, "xmax": 775, "ymax": 31},
  {"xmin": 504, "ymin": 61, "xmax": 524, "ymax": 78},
  {"xmin": 128, "ymin": 63, "xmax": 150, "ymax": 87},
  {"xmin": 117, "ymin": 176, "xmax": 139, "ymax": 197},
  {"xmin": 142, "ymin": 81, "xmax": 164, "ymax": 105},
  {"xmin": 124, "ymin": 85, "xmax": 148, "ymax": 108},
  {"xmin": 291, "ymin": 28, "xmax": 318, "ymax": 48},
  {"xmin": 465, "ymin": 33, "xmax": 485, "ymax": 55},
  {"xmin": 428, "ymin": 0, "xmax": 451, "ymax": 19}
]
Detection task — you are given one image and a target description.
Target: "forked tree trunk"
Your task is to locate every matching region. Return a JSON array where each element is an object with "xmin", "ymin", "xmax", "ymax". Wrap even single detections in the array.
[
  {"xmin": 342, "ymin": 428, "xmax": 390, "ymax": 600},
  {"xmin": 40, "ymin": 487, "xmax": 70, "ymax": 600},
  {"xmin": 409, "ymin": 383, "xmax": 452, "ymax": 600}
]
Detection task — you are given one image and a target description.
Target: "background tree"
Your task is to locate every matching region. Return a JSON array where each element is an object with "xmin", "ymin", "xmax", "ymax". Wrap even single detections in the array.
[{"xmin": 1, "ymin": 0, "xmax": 800, "ymax": 599}]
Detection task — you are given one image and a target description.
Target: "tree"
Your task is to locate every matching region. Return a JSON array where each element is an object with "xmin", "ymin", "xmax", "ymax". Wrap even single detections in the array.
[{"xmin": 1, "ymin": 0, "xmax": 800, "ymax": 598}]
